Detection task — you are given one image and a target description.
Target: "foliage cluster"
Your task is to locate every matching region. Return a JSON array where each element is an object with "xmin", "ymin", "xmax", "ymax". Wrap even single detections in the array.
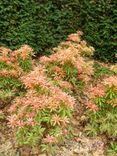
[
  {"xmin": 93, "ymin": 63, "xmax": 115, "ymax": 78},
  {"xmin": 1, "ymin": 30, "xmax": 117, "ymax": 154},
  {"xmin": 7, "ymin": 31, "xmax": 94, "ymax": 153},
  {"xmin": 40, "ymin": 31, "xmax": 94, "ymax": 88},
  {"xmin": 85, "ymin": 72, "xmax": 117, "ymax": 155},
  {"xmin": 0, "ymin": 45, "xmax": 33, "ymax": 108}
]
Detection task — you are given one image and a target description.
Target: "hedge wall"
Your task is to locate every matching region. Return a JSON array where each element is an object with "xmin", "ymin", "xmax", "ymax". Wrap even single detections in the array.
[
  {"xmin": 77, "ymin": 0, "xmax": 117, "ymax": 62},
  {"xmin": 0, "ymin": 0, "xmax": 79, "ymax": 55},
  {"xmin": 0, "ymin": 0, "xmax": 117, "ymax": 62}
]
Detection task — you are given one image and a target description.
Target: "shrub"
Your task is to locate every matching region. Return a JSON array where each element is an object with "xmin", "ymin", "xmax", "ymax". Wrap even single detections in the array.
[
  {"xmin": 3, "ymin": 30, "xmax": 117, "ymax": 154},
  {"xmin": 8, "ymin": 31, "xmax": 94, "ymax": 153},
  {"xmin": 85, "ymin": 74, "xmax": 117, "ymax": 154},
  {"xmin": 0, "ymin": 45, "xmax": 33, "ymax": 107},
  {"xmin": 40, "ymin": 31, "xmax": 94, "ymax": 88},
  {"xmin": 8, "ymin": 66, "xmax": 75, "ymax": 153}
]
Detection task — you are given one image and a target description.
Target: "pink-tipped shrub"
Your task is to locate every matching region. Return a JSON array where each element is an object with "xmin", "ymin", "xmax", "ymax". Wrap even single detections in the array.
[
  {"xmin": 85, "ymin": 75, "xmax": 117, "ymax": 138},
  {"xmin": 0, "ymin": 45, "xmax": 33, "ymax": 107},
  {"xmin": 8, "ymin": 31, "xmax": 95, "ymax": 153}
]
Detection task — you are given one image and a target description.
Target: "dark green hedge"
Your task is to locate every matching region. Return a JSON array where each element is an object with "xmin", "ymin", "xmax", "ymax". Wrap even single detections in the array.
[
  {"xmin": 0, "ymin": 0, "xmax": 79, "ymax": 55},
  {"xmin": 0, "ymin": 0, "xmax": 117, "ymax": 62},
  {"xmin": 77, "ymin": 0, "xmax": 117, "ymax": 62}
]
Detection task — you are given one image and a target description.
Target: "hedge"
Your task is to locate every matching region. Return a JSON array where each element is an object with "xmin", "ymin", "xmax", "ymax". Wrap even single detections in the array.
[
  {"xmin": 0, "ymin": 0, "xmax": 79, "ymax": 55},
  {"xmin": 77, "ymin": 0, "xmax": 117, "ymax": 62},
  {"xmin": 0, "ymin": 0, "xmax": 117, "ymax": 62}
]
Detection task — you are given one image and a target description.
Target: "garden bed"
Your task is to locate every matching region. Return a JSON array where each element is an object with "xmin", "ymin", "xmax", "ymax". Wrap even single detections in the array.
[{"xmin": 0, "ymin": 31, "xmax": 117, "ymax": 156}]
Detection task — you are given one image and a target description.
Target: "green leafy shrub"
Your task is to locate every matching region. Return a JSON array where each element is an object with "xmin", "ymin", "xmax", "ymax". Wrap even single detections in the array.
[
  {"xmin": 93, "ymin": 63, "xmax": 115, "ymax": 78},
  {"xmin": 107, "ymin": 143, "xmax": 117, "ymax": 156}
]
